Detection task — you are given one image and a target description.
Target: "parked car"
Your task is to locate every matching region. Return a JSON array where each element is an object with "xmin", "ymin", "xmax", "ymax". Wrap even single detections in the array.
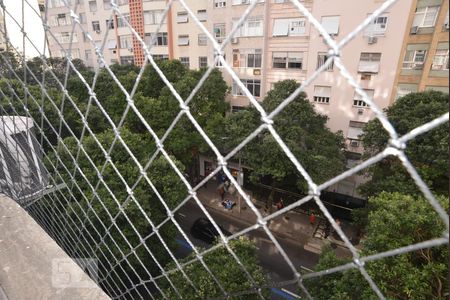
[{"xmin": 190, "ymin": 218, "xmax": 231, "ymax": 244}]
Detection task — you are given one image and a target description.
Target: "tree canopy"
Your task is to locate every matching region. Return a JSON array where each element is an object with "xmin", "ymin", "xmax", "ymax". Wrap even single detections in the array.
[
  {"xmin": 163, "ymin": 237, "xmax": 268, "ymax": 299},
  {"xmin": 225, "ymin": 80, "xmax": 346, "ymax": 194},
  {"xmin": 305, "ymin": 192, "xmax": 449, "ymax": 299},
  {"xmin": 360, "ymin": 90, "xmax": 449, "ymax": 197}
]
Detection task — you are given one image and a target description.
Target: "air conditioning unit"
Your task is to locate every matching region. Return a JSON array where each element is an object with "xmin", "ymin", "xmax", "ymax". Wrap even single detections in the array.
[
  {"xmin": 444, "ymin": 23, "xmax": 449, "ymax": 30},
  {"xmin": 350, "ymin": 140, "xmax": 359, "ymax": 148},
  {"xmin": 410, "ymin": 26, "xmax": 419, "ymax": 34},
  {"xmin": 128, "ymin": 47, "xmax": 133, "ymax": 52},
  {"xmin": 253, "ymin": 69, "xmax": 261, "ymax": 75},
  {"xmin": 367, "ymin": 36, "xmax": 377, "ymax": 44},
  {"xmin": 231, "ymin": 37, "xmax": 239, "ymax": 44},
  {"xmin": 357, "ymin": 108, "xmax": 364, "ymax": 115},
  {"xmin": 95, "ymin": 30, "xmax": 101, "ymax": 34}
]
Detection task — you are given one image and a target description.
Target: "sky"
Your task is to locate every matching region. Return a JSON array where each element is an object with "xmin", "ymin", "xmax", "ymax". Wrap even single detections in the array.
[{"xmin": 3, "ymin": 0, "xmax": 47, "ymax": 58}]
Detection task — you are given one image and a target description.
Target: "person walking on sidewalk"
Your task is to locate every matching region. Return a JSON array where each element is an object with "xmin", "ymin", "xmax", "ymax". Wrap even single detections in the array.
[
  {"xmin": 309, "ymin": 212, "xmax": 316, "ymax": 225},
  {"xmin": 276, "ymin": 198, "xmax": 284, "ymax": 211},
  {"xmin": 218, "ymin": 183, "xmax": 225, "ymax": 200}
]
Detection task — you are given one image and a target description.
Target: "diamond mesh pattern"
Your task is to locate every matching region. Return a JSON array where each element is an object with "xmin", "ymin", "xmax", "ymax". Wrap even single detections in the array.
[{"xmin": 0, "ymin": 0, "xmax": 448, "ymax": 299}]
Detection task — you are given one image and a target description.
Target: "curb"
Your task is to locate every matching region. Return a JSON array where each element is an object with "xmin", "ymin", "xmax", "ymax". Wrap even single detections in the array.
[{"xmin": 200, "ymin": 200, "xmax": 312, "ymax": 249}]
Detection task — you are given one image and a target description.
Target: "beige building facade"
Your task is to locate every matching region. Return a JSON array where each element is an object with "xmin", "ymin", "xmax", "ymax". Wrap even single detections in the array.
[{"xmin": 391, "ymin": 0, "xmax": 449, "ymax": 102}]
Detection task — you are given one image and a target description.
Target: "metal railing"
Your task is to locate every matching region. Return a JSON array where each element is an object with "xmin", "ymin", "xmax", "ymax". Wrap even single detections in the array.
[{"xmin": 0, "ymin": 0, "xmax": 448, "ymax": 299}]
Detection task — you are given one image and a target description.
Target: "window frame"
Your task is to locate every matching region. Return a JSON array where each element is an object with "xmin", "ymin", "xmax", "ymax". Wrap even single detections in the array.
[
  {"xmin": 412, "ymin": 6, "xmax": 440, "ymax": 28},
  {"xmin": 317, "ymin": 52, "xmax": 334, "ymax": 71},
  {"xmin": 402, "ymin": 49, "xmax": 427, "ymax": 69},
  {"xmin": 431, "ymin": 49, "xmax": 449, "ymax": 70},
  {"xmin": 313, "ymin": 85, "xmax": 331, "ymax": 104}
]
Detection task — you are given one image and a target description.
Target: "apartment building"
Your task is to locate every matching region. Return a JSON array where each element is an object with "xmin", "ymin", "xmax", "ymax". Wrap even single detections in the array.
[
  {"xmin": 42, "ymin": 0, "xmax": 171, "ymax": 68},
  {"xmin": 391, "ymin": 0, "xmax": 449, "ymax": 102},
  {"xmin": 170, "ymin": 0, "xmax": 268, "ymax": 108},
  {"xmin": 301, "ymin": 0, "xmax": 413, "ymax": 197}
]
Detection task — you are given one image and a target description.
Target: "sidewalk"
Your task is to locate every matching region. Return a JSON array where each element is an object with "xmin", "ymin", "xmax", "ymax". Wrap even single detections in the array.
[{"xmin": 196, "ymin": 180, "xmax": 359, "ymax": 257}]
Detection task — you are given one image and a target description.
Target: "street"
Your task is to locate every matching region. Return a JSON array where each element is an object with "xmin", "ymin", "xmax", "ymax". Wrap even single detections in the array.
[{"xmin": 174, "ymin": 199, "xmax": 320, "ymax": 298}]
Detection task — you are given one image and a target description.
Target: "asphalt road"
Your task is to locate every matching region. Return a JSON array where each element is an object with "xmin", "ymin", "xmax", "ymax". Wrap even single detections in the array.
[{"xmin": 174, "ymin": 199, "xmax": 320, "ymax": 298}]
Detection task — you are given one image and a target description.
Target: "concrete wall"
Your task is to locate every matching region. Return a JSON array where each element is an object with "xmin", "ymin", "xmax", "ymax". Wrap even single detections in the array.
[{"xmin": 0, "ymin": 195, "xmax": 110, "ymax": 300}]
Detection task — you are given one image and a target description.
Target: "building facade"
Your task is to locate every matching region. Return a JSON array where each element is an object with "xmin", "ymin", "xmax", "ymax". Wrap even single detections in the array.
[
  {"xmin": 391, "ymin": 0, "xmax": 449, "ymax": 102},
  {"xmin": 42, "ymin": 0, "xmax": 448, "ymax": 197}
]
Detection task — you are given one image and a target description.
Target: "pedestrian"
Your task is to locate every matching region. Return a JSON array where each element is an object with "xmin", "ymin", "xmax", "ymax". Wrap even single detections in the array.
[
  {"xmin": 217, "ymin": 183, "xmax": 225, "ymax": 200},
  {"xmin": 309, "ymin": 212, "xmax": 316, "ymax": 225},
  {"xmin": 276, "ymin": 198, "xmax": 284, "ymax": 211}
]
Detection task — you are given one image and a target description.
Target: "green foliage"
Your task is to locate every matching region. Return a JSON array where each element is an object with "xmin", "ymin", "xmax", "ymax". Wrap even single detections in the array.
[
  {"xmin": 360, "ymin": 91, "xmax": 449, "ymax": 197},
  {"xmin": 225, "ymin": 80, "xmax": 345, "ymax": 193},
  {"xmin": 306, "ymin": 192, "xmax": 449, "ymax": 299},
  {"xmin": 48, "ymin": 128, "xmax": 188, "ymax": 279},
  {"xmin": 163, "ymin": 237, "xmax": 268, "ymax": 299}
]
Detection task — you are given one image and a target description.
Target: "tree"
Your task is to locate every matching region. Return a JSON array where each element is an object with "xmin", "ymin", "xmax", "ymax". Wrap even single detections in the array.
[
  {"xmin": 225, "ymin": 80, "xmax": 346, "ymax": 194},
  {"xmin": 360, "ymin": 91, "xmax": 448, "ymax": 197},
  {"xmin": 163, "ymin": 237, "xmax": 268, "ymax": 299},
  {"xmin": 44, "ymin": 128, "xmax": 189, "ymax": 290},
  {"xmin": 305, "ymin": 192, "xmax": 449, "ymax": 299}
]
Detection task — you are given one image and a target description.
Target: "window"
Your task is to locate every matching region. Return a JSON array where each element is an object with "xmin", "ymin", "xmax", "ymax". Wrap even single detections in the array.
[
  {"xmin": 180, "ymin": 57, "xmax": 190, "ymax": 68},
  {"xmin": 55, "ymin": 13, "xmax": 71, "ymax": 26},
  {"xmin": 79, "ymin": 13, "xmax": 86, "ymax": 24},
  {"xmin": 107, "ymin": 39, "xmax": 117, "ymax": 49},
  {"xmin": 214, "ymin": 23, "xmax": 226, "ymax": 43},
  {"xmin": 59, "ymin": 49, "xmax": 80, "ymax": 59},
  {"xmin": 214, "ymin": 0, "xmax": 226, "ymax": 8},
  {"xmin": 120, "ymin": 56, "xmax": 134, "ymax": 65},
  {"xmin": 58, "ymin": 32, "xmax": 78, "ymax": 43},
  {"xmin": 353, "ymin": 89, "xmax": 374, "ymax": 107},
  {"xmin": 272, "ymin": 52, "xmax": 303, "ymax": 69},
  {"xmin": 92, "ymin": 21, "xmax": 100, "ymax": 32},
  {"xmin": 119, "ymin": 35, "xmax": 132, "ymax": 49},
  {"xmin": 347, "ymin": 121, "xmax": 365, "ymax": 141},
  {"xmin": 272, "ymin": 18, "xmax": 306, "ymax": 36},
  {"xmin": 233, "ymin": 49, "xmax": 262, "ymax": 68},
  {"xmin": 232, "ymin": 79, "xmax": 261, "ymax": 97},
  {"xmin": 313, "ymin": 86, "xmax": 331, "ymax": 104},
  {"xmin": 106, "ymin": 19, "xmax": 114, "ymax": 29},
  {"xmin": 364, "ymin": 13, "xmax": 388, "ymax": 36},
  {"xmin": 358, "ymin": 53, "xmax": 381, "ymax": 73},
  {"xmin": 412, "ymin": 6, "xmax": 440, "ymax": 28},
  {"xmin": 143, "ymin": 10, "xmax": 165, "ymax": 25},
  {"xmin": 321, "ymin": 16, "xmax": 340, "ymax": 35},
  {"xmin": 317, "ymin": 52, "xmax": 333, "ymax": 71},
  {"xmin": 89, "ymin": 0, "xmax": 97, "ymax": 12},
  {"xmin": 153, "ymin": 54, "xmax": 169, "ymax": 61},
  {"xmin": 85, "ymin": 50, "xmax": 92, "ymax": 62},
  {"xmin": 117, "ymin": 0, "xmax": 128, "ymax": 5},
  {"xmin": 232, "ymin": 0, "xmax": 264, "ymax": 4},
  {"xmin": 198, "ymin": 34, "xmax": 207, "ymax": 46},
  {"xmin": 117, "ymin": 14, "xmax": 130, "ymax": 27},
  {"xmin": 403, "ymin": 50, "xmax": 427, "ymax": 69},
  {"xmin": 396, "ymin": 84, "xmax": 418, "ymax": 99},
  {"xmin": 145, "ymin": 32, "xmax": 168, "ymax": 46},
  {"xmin": 274, "ymin": 0, "xmax": 288, "ymax": 3},
  {"xmin": 198, "ymin": 57, "xmax": 208, "ymax": 68},
  {"xmin": 431, "ymin": 49, "xmax": 449, "ymax": 70},
  {"xmin": 178, "ymin": 35, "xmax": 189, "ymax": 46},
  {"xmin": 233, "ymin": 17, "xmax": 263, "ymax": 37},
  {"xmin": 103, "ymin": 0, "xmax": 111, "ymax": 9},
  {"xmin": 215, "ymin": 53, "xmax": 226, "ymax": 67},
  {"xmin": 177, "ymin": 12, "xmax": 188, "ymax": 23},
  {"xmin": 197, "ymin": 10, "xmax": 207, "ymax": 22}
]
